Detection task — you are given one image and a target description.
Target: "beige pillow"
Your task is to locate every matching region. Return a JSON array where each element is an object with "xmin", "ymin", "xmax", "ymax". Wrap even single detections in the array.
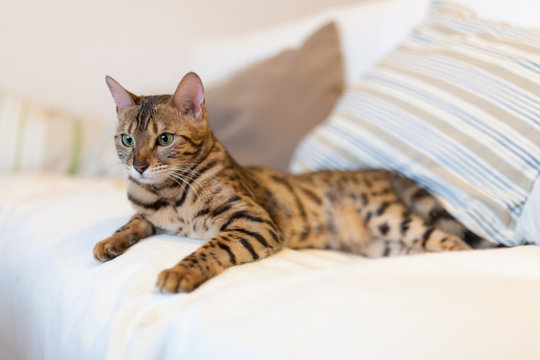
[{"xmin": 206, "ymin": 22, "xmax": 344, "ymax": 171}]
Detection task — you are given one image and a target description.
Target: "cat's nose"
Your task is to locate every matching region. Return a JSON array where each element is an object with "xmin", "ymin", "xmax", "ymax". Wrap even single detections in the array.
[{"xmin": 133, "ymin": 161, "xmax": 149, "ymax": 174}]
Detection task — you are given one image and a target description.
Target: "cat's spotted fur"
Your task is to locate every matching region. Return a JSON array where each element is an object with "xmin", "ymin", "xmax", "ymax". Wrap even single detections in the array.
[{"xmin": 94, "ymin": 72, "xmax": 486, "ymax": 293}]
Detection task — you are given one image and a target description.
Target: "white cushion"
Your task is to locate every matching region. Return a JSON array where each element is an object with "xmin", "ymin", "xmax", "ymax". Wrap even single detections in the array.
[
  {"xmin": 1, "ymin": 174, "xmax": 540, "ymax": 359},
  {"xmin": 189, "ymin": 0, "xmax": 433, "ymax": 86},
  {"xmin": 189, "ymin": 0, "xmax": 540, "ymax": 86}
]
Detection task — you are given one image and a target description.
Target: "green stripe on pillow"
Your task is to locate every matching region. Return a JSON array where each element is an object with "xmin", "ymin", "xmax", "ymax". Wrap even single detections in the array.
[
  {"xmin": 12, "ymin": 101, "xmax": 30, "ymax": 172},
  {"xmin": 69, "ymin": 119, "xmax": 82, "ymax": 175}
]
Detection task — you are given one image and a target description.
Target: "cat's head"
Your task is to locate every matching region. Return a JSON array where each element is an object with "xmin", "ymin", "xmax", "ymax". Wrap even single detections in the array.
[{"xmin": 105, "ymin": 72, "xmax": 213, "ymax": 185}]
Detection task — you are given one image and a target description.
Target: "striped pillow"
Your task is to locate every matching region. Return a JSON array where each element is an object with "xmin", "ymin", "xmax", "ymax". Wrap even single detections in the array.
[
  {"xmin": 290, "ymin": 1, "xmax": 540, "ymax": 246},
  {"xmin": 0, "ymin": 93, "xmax": 119, "ymax": 176}
]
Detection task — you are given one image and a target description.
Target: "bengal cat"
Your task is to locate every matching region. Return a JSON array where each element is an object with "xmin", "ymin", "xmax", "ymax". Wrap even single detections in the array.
[{"xmin": 94, "ymin": 72, "xmax": 492, "ymax": 293}]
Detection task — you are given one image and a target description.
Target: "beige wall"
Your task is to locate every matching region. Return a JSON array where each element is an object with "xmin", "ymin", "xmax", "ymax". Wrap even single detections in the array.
[{"xmin": 0, "ymin": 0, "xmax": 364, "ymax": 120}]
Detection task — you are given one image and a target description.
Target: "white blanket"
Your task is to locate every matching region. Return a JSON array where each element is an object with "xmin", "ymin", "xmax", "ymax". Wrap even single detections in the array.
[{"xmin": 1, "ymin": 174, "xmax": 539, "ymax": 360}]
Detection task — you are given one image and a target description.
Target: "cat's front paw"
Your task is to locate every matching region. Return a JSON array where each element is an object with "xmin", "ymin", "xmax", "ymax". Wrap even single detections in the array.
[
  {"xmin": 93, "ymin": 238, "xmax": 125, "ymax": 261},
  {"xmin": 156, "ymin": 266, "xmax": 205, "ymax": 293}
]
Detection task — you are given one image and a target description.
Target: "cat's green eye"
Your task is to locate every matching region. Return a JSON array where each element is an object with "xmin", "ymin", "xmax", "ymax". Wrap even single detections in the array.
[
  {"xmin": 157, "ymin": 133, "xmax": 174, "ymax": 146},
  {"xmin": 121, "ymin": 134, "xmax": 134, "ymax": 147}
]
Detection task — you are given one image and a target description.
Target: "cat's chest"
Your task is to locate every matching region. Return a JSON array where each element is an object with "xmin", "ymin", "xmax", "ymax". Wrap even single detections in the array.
[
  {"xmin": 127, "ymin": 182, "xmax": 216, "ymax": 240},
  {"xmin": 140, "ymin": 202, "xmax": 217, "ymax": 241}
]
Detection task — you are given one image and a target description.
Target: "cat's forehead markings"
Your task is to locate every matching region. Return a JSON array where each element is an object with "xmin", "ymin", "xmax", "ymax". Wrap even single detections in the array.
[
  {"xmin": 136, "ymin": 95, "xmax": 170, "ymax": 131},
  {"xmin": 150, "ymin": 116, "xmax": 158, "ymax": 134}
]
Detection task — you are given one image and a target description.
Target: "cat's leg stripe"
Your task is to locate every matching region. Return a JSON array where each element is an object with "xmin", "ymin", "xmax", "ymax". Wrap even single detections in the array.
[
  {"xmin": 208, "ymin": 251, "xmax": 223, "ymax": 267},
  {"xmin": 220, "ymin": 211, "xmax": 275, "ymax": 232},
  {"xmin": 421, "ymin": 227, "xmax": 435, "ymax": 247},
  {"xmin": 239, "ymin": 238, "xmax": 259, "ymax": 260},
  {"xmin": 224, "ymin": 228, "xmax": 271, "ymax": 248},
  {"xmin": 401, "ymin": 218, "xmax": 412, "ymax": 235},
  {"xmin": 217, "ymin": 242, "xmax": 236, "ymax": 265},
  {"xmin": 268, "ymin": 230, "xmax": 281, "ymax": 245}
]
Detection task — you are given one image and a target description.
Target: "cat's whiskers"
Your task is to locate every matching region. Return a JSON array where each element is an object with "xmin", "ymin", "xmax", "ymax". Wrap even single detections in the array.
[
  {"xmin": 173, "ymin": 168, "xmax": 216, "ymax": 200},
  {"xmin": 154, "ymin": 165, "xmax": 194, "ymax": 185},
  {"xmin": 169, "ymin": 163, "xmax": 203, "ymax": 175},
  {"xmin": 166, "ymin": 172, "xmax": 203, "ymax": 201},
  {"xmin": 165, "ymin": 165, "xmax": 201, "ymax": 182},
  {"xmin": 168, "ymin": 164, "xmax": 219, "ymax": 200},
  {"xmin": 169, "ymin": 167, "xmax": 203, "ymax": 180},
  {"xmin": 168, "ymin": 168, "xmax": 209, "ymax": 195},
  {"xmin": 165, "ymin": 173, "xmax": 188, "ymax": 190}
]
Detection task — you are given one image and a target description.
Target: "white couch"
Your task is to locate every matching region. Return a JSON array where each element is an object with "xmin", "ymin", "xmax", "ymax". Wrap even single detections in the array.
[{"xmin": 1, "ymin": 1, "xmax": 539, "ymax": 359}]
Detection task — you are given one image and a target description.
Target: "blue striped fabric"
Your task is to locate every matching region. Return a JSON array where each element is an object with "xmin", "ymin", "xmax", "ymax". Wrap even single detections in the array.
[{"xmin": 290, "ymin": 1, "xmax": 540, "ymax": 246}]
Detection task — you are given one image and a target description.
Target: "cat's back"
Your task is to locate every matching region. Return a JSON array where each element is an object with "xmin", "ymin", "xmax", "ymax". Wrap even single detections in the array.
[
  {"xmin": 244, "ymin": 167, "xmax": 397, "ymax": 249},
  {"xmin": 246, "ymin": 166, "xmax": 391, "ymax": 202}
]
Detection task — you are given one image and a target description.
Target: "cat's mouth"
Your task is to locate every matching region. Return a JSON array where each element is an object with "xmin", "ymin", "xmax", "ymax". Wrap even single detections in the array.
[{"xmin": 129, "ymin": 168, "xmax": 165, "ymax": 185}]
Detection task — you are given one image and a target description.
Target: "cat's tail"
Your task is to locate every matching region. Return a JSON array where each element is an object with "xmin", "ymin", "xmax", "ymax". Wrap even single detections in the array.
[{"xmin": 386, "ymin": 171, "xmax": 502, "ymax": 249}]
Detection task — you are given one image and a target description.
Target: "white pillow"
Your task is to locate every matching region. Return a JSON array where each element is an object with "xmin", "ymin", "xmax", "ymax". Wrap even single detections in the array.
[
  {"xmin": 516, "ymin": 178, "xmax": 540, "ymax": 242},
  {"xmin": 188, "ymin": 0, "xmax": 540, "ymax": 87},
  {"xmin": 464, "ymin": 0, "xmax": 540, "ymax": 27},
  {"xmin": 188, "ymin": 0, "xmax": 433, "ymax": 86}
]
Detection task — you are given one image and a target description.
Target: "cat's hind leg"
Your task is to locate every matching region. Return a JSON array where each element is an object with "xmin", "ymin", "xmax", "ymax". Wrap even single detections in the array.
[
  {"xmin": 387, "ymin": 172, "xmax": 496, "ymax": 249},
  {"xmin": 364, "ymin": 203, "xmax": 471, "ymax": 258}
]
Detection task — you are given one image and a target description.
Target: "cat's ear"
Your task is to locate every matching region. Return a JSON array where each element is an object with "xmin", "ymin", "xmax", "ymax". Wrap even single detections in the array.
[
  {"xmin": 170, "ymin": 72, "xmax": 205, "ymax": 121},
  {"xmin": 105, "ymin": 76, "xmax": 138, "ymax": 113}
]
